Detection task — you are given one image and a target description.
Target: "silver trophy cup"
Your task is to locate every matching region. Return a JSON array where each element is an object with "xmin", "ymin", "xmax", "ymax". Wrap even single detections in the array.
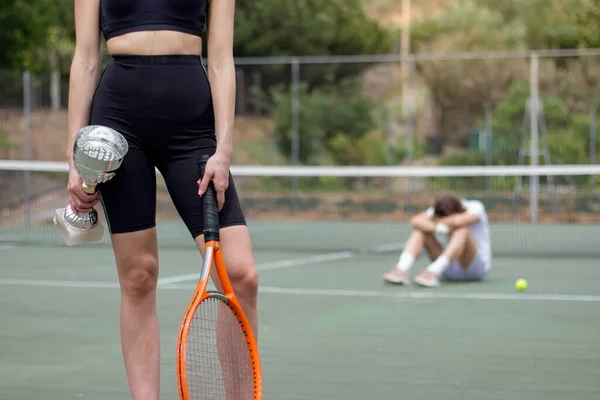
[{"xmin": 53, "ymin": 125, "xmax": 129, "ymax": 246}]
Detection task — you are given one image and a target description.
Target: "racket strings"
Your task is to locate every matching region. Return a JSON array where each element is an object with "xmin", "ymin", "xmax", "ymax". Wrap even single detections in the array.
[{"xmin": 186, "ymin": 297, "xmax": 254, "ymax": 399}]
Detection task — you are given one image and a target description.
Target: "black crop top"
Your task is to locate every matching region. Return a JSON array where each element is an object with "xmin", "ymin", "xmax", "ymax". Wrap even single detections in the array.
[{"xmin": 100, "ymin": 0, "xmax": 209, "ymax": 41}]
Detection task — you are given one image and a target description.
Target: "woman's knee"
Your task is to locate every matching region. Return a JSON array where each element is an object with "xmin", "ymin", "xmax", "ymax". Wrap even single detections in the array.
[
  {"xmin": 229, "ymin": 262, "xmax": 259, "ymax": 298},
  {"xmin": 118, "ymin": 253, "xmax": 159, "ymax": 298},
  {"xmin": 217, "ymin": 225, "xmax": 259, "ymax": 299}
]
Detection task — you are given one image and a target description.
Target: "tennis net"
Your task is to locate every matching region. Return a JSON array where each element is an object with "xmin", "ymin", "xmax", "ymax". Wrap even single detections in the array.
[{"xmin": 1, "ymin": 160, "xmax": 600, "ymax": 258}]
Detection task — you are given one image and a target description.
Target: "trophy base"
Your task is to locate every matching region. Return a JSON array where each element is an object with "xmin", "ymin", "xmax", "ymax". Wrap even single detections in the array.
[{"xmin": 53, "ymin": 208, "xmax": 105, "ymax": 246}]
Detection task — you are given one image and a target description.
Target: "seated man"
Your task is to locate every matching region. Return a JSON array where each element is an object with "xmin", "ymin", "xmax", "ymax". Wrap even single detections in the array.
[{"xmin": 383, "ymin": 194, "xmax": 492, "ymax": 288}]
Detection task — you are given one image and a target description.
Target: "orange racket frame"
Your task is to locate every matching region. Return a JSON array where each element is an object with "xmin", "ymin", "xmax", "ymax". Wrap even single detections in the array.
[{"xmin": 176, "ymin": 155, "xmax": 263, "ymax": 399}]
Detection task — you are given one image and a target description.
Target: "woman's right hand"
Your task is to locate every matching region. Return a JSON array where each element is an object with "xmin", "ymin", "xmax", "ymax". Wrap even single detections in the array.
[{"xmin": 67, "ymin": 167, "xmax": 100, "ymax": 214}]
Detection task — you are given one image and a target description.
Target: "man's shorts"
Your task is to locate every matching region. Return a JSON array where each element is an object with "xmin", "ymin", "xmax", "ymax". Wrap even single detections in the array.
[{"xmin": 442, "ymin": 252, "xmax": 490, "ymax": 282}]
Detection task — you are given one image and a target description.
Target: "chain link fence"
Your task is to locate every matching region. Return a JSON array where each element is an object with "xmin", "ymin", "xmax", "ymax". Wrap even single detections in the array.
[{"xmin": 1, "ymin": 49, "xmax": 599, "ymax": 167}]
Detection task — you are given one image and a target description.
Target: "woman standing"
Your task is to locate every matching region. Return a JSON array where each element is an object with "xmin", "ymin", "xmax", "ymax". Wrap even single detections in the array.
[{"xmin": 66, "ymin": 1, "xmax": 259, "ymax": 398}]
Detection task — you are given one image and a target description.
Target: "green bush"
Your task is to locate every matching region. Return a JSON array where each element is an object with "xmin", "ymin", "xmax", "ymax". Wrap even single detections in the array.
[
  {"xmin": 272, "ymin": 78, "xmax": 383, "ymax": 166},
  {"xmin": 571, "ymin": 112, "xmax": 600, "ymax": 160},
  {"xmin": 438, "ymin": 150, "xmax": 487, "ymax": 166},
  {"xmin": 489, "ymin": 80, "xmax": 593, "ymax": 165},
  {"xmin": 547, "ymin": 129, "xmax": 587, "ymax": 164},
  {"xmin": 233, "ymin": 0, "xmax": 393, "ymax": 93},
  {"xmin": 0, "ymin": 131, "xmax": 12, "ymax": 149},
  {"xmin": 327, "ymin": 130, "xmax": 407, "ymax": 166},
  {"xmin": 432, "ymin": 150, "xmax": 487, "ymax": 190},
  {"xmin": 492, "ymin": 81, "xmax": 570, "ymax": 135}
]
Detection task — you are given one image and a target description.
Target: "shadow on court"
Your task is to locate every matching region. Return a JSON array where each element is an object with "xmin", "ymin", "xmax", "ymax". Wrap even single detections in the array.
[{"xmin": 1, "ymin": 222, "xmax": 599, "ymax": 400}]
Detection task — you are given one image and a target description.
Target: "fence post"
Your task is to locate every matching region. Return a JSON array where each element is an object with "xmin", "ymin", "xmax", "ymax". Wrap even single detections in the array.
[
  {"xmin": 591, "ymin": 104, "xmax": 597, "ymax": 187},
  {"xmin": 485, "ymin": 105, "xmax": 493, "ymax": 189},
  {"xmin": 407, "ymin": 59, "xmax": 416, "ymax": 163},
  {"xmin": 290, "ymin": 58, "xmax": 300, "ymax": 215},
  {"xmin": 23, "ymin": 71, "xmax": 32, "ymax": 226},
  {"xmin": 529, "ymin": 53, "xmax": 539, "ymax": 223},
  {"xmin": 235, "ymin": 68, "xmax": 245, "ymax": 115},
  {"xmin": 251, "ymin": 70, "xmax": 262, "ymax": 115},
  {"xmin": 385, "ymin": 107, "xmax": 392, "ymax": 165},
  {"xmin": 49, "ymin": 50, "xmax": 61, "ymax": 110},
  {"xmin": 591, "ymin": 105, "xmax": 597, "ymax": 165}
]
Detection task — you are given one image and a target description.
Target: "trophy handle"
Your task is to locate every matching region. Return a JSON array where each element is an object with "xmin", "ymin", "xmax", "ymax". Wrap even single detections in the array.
[{"xmin": 82, "ymin": 181, "xmax": 97, "ymax": 194}]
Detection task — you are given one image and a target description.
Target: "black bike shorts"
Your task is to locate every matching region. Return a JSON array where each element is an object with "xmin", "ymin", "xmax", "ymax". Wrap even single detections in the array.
[{"xmin": 89, "ymin": 55, "xmax": 246, "ymax": 238}]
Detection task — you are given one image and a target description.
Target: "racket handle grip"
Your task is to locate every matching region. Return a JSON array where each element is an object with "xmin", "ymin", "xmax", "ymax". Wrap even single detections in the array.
[{"xmin": 199, "ymin": 155, "xmax": 220, "ymax": 242}]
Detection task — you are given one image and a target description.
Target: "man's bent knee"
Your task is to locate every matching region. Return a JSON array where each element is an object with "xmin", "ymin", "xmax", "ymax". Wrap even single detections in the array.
[{"xmin": 451, "ymin": 226, "xmax": 470, "ymax": 237}]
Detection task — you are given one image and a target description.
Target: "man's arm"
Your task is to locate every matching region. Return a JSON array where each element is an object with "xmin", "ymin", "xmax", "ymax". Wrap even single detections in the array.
[
  {"xmin": 410, "ymin": 211, "xmax": 436, "ymax": 233},
  {"xmin": 438, "ymin": 211, "xmax": 479, "ymax": 231}
]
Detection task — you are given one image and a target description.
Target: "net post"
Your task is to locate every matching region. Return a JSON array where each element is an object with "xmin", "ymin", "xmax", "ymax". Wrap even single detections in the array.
[
  {"xmin": 291, "ymin": 57, "xmax": 300, "ymax": 216},
  {"xmin": 529, "ymin": 53, "xmax": 539, "ymax": 223},
  {"xmin": 23, "ymin": 71, "xmax": 32, "ymax": 227}
]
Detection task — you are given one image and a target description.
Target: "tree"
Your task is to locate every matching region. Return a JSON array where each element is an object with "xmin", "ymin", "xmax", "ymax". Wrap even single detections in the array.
[
  {"xmin": 271, "ymin": 77, "xmax": 386, "ymax": 166},
  {"xmin": 0, "ymin": 0, "xmax": 75, "ymax": 109},
  {"xmin": 411, "ymin": 0, "xmax": 598, "ymax": 147},
  {"xmin": 0, "ymin": 0, "xmax": 51, "ymax": 69},
  {"xmin": 490, "ymin": 80, "xmax": 592, "ymax": 165},
  {"xmin": 478, "ymin": 0, "xmax": 582, "ymax": 49},
  {"xmin": 0, "ymin": 0, "xmax": 75, "ymax": 70},
  {"xmin": 231, "ymin": 0, "xmax": 393, "ymax": 98},
  {"xmin": 576, "ymin": 0, "xmax": 600, "ymax": 47},
  {"xmin": 413, "ymin": 0, "xmax": 529, "ymax": 144}
]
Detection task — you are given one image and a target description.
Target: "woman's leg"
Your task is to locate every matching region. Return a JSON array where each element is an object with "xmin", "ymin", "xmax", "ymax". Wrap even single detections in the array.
[
  {"xmin": 111, "ymin": 229, "xmax": 161, "ymax": 400},
  {"xmin": 194, "ymin": 225, "xmax": 259, "ymax": 400},
  {"xmin": 98, "ymin": 145, "xmax": 161, "ymax": 399},
  {"xmin": 194, "ymin": 225, "xmax": 259, "ymax": 337}
]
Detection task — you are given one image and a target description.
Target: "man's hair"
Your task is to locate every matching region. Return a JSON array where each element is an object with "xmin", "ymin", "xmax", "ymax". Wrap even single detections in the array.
[{"xmin": 433, "ymin": 194, "xmax": 465, "ymax": 218}]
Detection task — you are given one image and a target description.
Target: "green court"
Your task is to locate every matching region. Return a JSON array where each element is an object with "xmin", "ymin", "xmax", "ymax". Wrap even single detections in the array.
[{"xmin": 1, "ymin": 220, "xmax": 599, "ymax": 400}]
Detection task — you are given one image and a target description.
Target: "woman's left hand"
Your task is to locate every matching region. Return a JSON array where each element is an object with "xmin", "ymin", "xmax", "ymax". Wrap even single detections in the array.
[{"xmin": 198, "ymin": 150, "xmax": 231, "ymax": 211}]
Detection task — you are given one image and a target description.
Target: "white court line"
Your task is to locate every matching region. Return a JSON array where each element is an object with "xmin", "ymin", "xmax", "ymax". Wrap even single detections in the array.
[
  {"xmin": 1, "ymin": 278, "xmax": 599, "ymax": 302},
  {"xmin": 254, "ymin": 287, "xmax": 600, "ymax": 303},
  {"xmin": 155, "ymin": 251, "xmax": 355, "ymax": 285},
  {"xmin": 0, "ymin": 278, "xmax": 119, "ymax": 289},
  {"xmin": 257, "ymin": 251, "xmax": 355, "ymax": 271},
  {"xmin": 156, "ymin": 243, "xmax": 405, "ymax": 286},
  {"xmin": 161, "ymin": 285, "xmax": 600, "ymax": 303},
  {"xmin": 0, "ymin": 250, "xmax": 359, "ymax": 289},
  {"xmin": 0, "ymin": 245, "xmax": 402, "ymax": 288},
  {"xmin": 156, "ymin": 273, "xmax": 200, "ymax": 286}
]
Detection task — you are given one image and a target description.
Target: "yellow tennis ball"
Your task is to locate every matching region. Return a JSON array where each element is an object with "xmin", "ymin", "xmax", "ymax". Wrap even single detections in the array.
[{"xmin": 515, "ymin": 278, "xmax": 528, "ymax": 291}]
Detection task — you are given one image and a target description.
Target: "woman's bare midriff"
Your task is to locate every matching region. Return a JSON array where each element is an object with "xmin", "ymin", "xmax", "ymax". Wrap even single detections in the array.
[{"xmin": 106, "ymin": 31, "xmax": 203, "ymax": 56}]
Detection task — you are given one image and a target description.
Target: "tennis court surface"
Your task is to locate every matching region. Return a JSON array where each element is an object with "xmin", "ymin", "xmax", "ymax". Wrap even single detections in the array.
[{"xmin": 1, "ymin": 164, "xmax": 600, "ymax": 399}]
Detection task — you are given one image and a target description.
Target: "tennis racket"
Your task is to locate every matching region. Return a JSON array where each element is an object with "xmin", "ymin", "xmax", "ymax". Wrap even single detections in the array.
[{"xmin": 176, "ymin": 155, "xmax": 262, "ymax": 400}]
